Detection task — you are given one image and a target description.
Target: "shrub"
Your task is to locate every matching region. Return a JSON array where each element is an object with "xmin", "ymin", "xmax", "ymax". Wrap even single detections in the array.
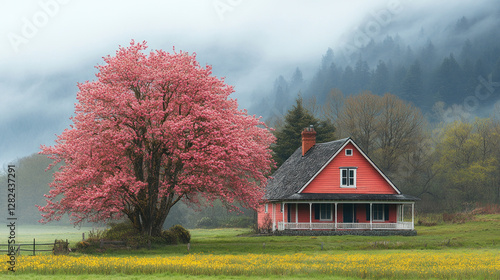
[
  {"xmin": 103, "ymin": 221, "xmax": 138, "ymax": 241},
  {"xmin": 442, "ymin": 212, "xmax": 475, "ymax": 224},
  {"xmin": 161, "ymin": 230, "xmax": 178, "ymax": 245},
  {"xmin": 259, "ymin": 214, "xmax": 272, "ymax": 233},
  {"xmin": 75, "ymin": 241, "xmax": 90, "ymax": 250},
  {"xmin": 472, "ymin": 204, "xmax": 500, "ymax": 214},
  {"xmin": 223, "ymin": 217, "xmax": 254, "ymax": 228},
  {"xmin": 196, "ymin": 217, "xmax": 218, "ymax": 228},
  {"xmin": 75, "ymin": 237, "xmax": 100, "ymax": 252},
  {"xmin": 170, "ymin": 225, "xmax": 191, "ymax": 243},
  {"xmin": 102, "ymin": 221, "xmax": 151, "ymax": 248}
]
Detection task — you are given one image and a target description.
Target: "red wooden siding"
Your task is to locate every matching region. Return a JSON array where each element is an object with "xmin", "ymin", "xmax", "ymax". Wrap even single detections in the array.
[
  {"xmin": 301, "ymin": 143, "xmax": 397, "ymax": 194},
  {"xmin": 286, "ymin": 203, "xmax": 397, "ymax": 223},
  {"xmin": 257, "ymin": 203, "xmax": 284, "ymax": 230},
  {"xmin": 258, "ymin": 203, "xmax": 398, "ymax": 228},
  {"xmin": 256, "ymin": 204, "xmax": 268, "ymax": 228}
]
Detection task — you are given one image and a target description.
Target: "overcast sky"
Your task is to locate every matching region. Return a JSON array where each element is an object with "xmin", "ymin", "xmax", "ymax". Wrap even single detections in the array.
[{"xmin": 0, "ymin": 0, "xmax": 493, "ymax": 169}]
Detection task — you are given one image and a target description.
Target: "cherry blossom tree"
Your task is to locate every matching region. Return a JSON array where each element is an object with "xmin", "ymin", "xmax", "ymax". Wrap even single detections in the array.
[{"xmin": 39, "ymin": 41, "xmax": 275, "ymax": 237}]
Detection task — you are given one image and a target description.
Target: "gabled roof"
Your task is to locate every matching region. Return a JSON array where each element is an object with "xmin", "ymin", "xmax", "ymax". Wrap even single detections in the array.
[
  {"xmin": 265, "ymin": 138, "xmax": 418, "ymax": 202},
  {"xmin": 265, "ymin": 138, "xmax": 348, "ymax": 200}
]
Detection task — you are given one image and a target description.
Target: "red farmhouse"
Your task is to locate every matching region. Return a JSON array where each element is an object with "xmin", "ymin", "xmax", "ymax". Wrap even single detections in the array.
[{"xmin": 258, "ymin": 126, "xmax": 419, "ymax": 233}]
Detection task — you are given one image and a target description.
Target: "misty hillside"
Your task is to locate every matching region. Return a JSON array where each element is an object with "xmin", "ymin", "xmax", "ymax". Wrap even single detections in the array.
[{"xmin": 251, "ymin": 14, "xmax": 500, "ymax": 120}]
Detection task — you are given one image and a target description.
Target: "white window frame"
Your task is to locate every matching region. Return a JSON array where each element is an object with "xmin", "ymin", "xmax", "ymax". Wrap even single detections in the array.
[
  {"xmin": 373, "ymin": 204, "xmax": 384, "ymax": 221},
  {"xmin": 264, "ymin": 203, "xmax": 268, "ymax": 213},
  {"xmin": 340, "ymin": 167, "xmax": 357, "ymax": 188},
  {"xmin": 280, "ymin": 203, "xmax": 284, "ymax": 213},
  {"xmin": 319, "ymin": 204, "xmax": 333, "ymax": 221},
  {"xmin": 345, "ymin": 149, "xmax": 353, "ymax": 156}
]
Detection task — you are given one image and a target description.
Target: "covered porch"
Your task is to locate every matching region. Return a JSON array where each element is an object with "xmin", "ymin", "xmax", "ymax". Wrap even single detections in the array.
[{"xmin": 271, "ymin": 201, "xmax": 415, "ymax": 231}]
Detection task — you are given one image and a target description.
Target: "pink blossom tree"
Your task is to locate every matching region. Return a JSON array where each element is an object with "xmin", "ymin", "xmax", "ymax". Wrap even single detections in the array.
[{"xmin": 39, "ymin": 41, "xmax": 275, "ymax": 237}]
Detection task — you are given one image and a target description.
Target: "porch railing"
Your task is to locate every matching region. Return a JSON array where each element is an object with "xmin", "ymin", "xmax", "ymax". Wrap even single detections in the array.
[{"xmin": 277, "ymin": 222, "xmax": 413, "ymax": 231}]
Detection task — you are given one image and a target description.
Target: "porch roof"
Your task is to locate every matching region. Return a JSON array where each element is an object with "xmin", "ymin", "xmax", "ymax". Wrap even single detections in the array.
[{"xmin": 268, "ymin": 193, "xmax": 420, "ymax": 202}]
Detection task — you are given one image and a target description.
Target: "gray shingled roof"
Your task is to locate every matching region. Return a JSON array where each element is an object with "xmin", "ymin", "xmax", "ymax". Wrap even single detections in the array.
[
  {"xmin": 265, "ymin": 138, "xmax": 419, "ymax": 202},
  {"xmin": 265, "ymin": 138, "xmax": 348, "ymax": 200}
]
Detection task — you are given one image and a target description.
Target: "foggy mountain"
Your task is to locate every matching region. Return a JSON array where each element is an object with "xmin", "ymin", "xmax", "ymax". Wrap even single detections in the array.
[{"xmin": 251, "ymin": 5, "xmax": 500, "ymax": 121}]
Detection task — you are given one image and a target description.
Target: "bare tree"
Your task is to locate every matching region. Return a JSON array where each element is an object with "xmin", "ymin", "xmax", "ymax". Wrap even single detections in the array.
[{"xmin": 335, "ymin": 91, "xmax": 382, "ymax": 155}]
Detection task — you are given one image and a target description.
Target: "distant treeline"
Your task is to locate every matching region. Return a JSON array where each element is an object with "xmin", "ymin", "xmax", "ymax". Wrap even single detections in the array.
[{"xmin": 252, "ymin": 15, "xmax": 500, "ymax": 119}]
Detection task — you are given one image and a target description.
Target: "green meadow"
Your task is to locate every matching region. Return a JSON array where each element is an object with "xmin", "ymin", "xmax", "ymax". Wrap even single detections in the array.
[{"xmin": 1, "ymin": 214, "xmax": 499, "ymax": 279}]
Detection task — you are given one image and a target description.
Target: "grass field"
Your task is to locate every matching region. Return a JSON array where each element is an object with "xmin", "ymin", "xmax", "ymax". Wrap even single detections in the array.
[{"xmin": 2, "ymin": 214, "xmax": 500, "ymax": 279}]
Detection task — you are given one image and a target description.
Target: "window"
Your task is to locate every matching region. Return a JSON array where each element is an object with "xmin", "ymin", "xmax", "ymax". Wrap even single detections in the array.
[
  {"xmin": 264, "ymin": 204, "xmax": 268, "ymax": 213},
  {"xmin": 373, "ymin": 204, "xmax": 384, "ymax": 221},
  {"xmin": 280, "ymin": 203, "xmax": 284, "ymax": 213},
  {"xmin": 345, "ymin": 149, "xmax": 353, "ymax": 156},
  {"xmin": 320, "ymin": 204, "xmax": 332, "ymax": 220},
  {"xmin": 314, "ymin": 204, "xmax": 332, "ymax": 220},
  {"xmin": 340, "ymin": 168, "xmax": 356, "ymax": 188}
]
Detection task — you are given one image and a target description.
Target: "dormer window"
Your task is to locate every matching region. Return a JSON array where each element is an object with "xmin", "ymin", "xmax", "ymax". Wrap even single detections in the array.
[
  {"xmin": 345, "ymin": 149, "xmax": 353, "ymax": 156},
  {"xmin": 340, "ymin": 167, "xmax": 357, "ymax": 188}
]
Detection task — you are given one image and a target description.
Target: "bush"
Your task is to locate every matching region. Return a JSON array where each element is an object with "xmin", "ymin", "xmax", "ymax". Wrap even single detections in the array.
[
  {"xmin": 223, "ymin": 217, "xmax": 254, "ymax": 228},
  {"xmin": 442, "ymin": 212, "xmax": 475, "ymax": 224},
  {"xmin": 196, "ymin": 217, "xmax": 218, "ymax": 228},
  {"xmin": 102, "ymin": 221, "xmax": 151, "ymax": 248},
  {"xmin": 161, "ymin": 230, "xmax": 178, "ymax": 245},
  {"xmin": 103, "ymin": 221, "xmax": 138, "ymax": 241},
  {"xmin": 472, "ymin": 204, "xmax": 500, "ymax": 214},
  {"xmin": 170, "ymin": 225, "xmax": 191, "ymax": 243},
  {"xmin": 75, "ymin": 237, "xmax": 100, "ymax": 252},
  {"xmin": 259, "ymin": 214, "xmax": 272, "ymax": 233}
]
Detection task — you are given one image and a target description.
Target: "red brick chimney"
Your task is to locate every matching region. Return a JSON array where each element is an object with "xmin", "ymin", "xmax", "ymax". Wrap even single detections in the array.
[{"xmin": 301, "ymin": 125, "xmax": 316, "ymax": 156}]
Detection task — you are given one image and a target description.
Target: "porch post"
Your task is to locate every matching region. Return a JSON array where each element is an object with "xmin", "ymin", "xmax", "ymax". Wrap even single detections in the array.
[
  {"xmin": 402, "ymin": 203, "xmax": 405, "ymax": 223},
  {"xmin": 334, "ymin": 202, "xmax": 337, "ymax": 230},
  {"xmin": 411, "ymin": 202, "xmax": 415, "ymax": 230},
  {"xmin": 370, "ymin": 202, "xmax": 373, "ymax": 230},
  {"xmin": 295, "ymin": 203, "xmax": 298, "ymax": 226},
  {"xmin": 272, "ymin": 203, "xmax": 276, "ymax": 232},
  {"xmin": 309, "ymin": 203, "xmax": 312, "ymax": 230},
  {"xmin": 282, "ymin": 203, "xmax": 285, "ymax": 229}
]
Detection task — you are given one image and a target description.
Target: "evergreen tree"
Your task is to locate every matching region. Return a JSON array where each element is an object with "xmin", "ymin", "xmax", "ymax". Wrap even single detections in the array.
[
  {"xmin": 272, "ymin": 96, "xmax": 335, "ymax": 168},
  {"xmin": 391, "ymin": 64, "xmax": 407, "ymax": 96},
  {"xmin": 273, "ymin": 75, "xmax": 289, "ymax": 115},
  {"xmin": 341, "ymin": 66, "xmax": 356, "ymax": 94},
  {"xmin": 354, "ymin": 59, "xmax": 370, "ymax": 92},
  {"xmin": 371, "ymin": 60, "xmax": 390, "ymax": 95},
  {"xmin": 401, "ymin": 60, "xmax": 423, "ymax": 104},
  {"xmin": 289, "ymin": 67, "xmax": 304, "ymax": 90},
  {"xmin": 433, "ymin": 54, "xmax": 464, "ymax": 103}
]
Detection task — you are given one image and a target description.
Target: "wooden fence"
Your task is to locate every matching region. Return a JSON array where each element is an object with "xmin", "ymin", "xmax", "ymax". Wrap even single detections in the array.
[{"xmin": 0, "ymin": 239, "xmax": 67, "ymax": 256}]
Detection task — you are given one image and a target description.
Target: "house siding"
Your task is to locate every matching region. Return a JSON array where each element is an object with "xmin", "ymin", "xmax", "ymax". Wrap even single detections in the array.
[
  {"xmin": 283, "ymin": 203, "xmax": 398, "ymax": 224},
  {"xmin": 301, "ymin": 143, "xmax": 397, "ymax": 194}
]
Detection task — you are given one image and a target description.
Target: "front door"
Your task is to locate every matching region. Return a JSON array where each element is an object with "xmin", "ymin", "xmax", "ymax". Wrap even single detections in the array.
[{"xmin": 343, "ymin": 203, "xmax": 354, "ymax": 223}]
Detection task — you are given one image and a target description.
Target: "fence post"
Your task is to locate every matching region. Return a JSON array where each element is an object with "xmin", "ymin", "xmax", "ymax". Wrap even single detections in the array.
[
  {"xmin": 82, "ymin": 232, "xmax": 85, "ymax": 241},
  {"xmin": 33, "ymin": 238, "xmax": 36, "ymax": 256}
]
